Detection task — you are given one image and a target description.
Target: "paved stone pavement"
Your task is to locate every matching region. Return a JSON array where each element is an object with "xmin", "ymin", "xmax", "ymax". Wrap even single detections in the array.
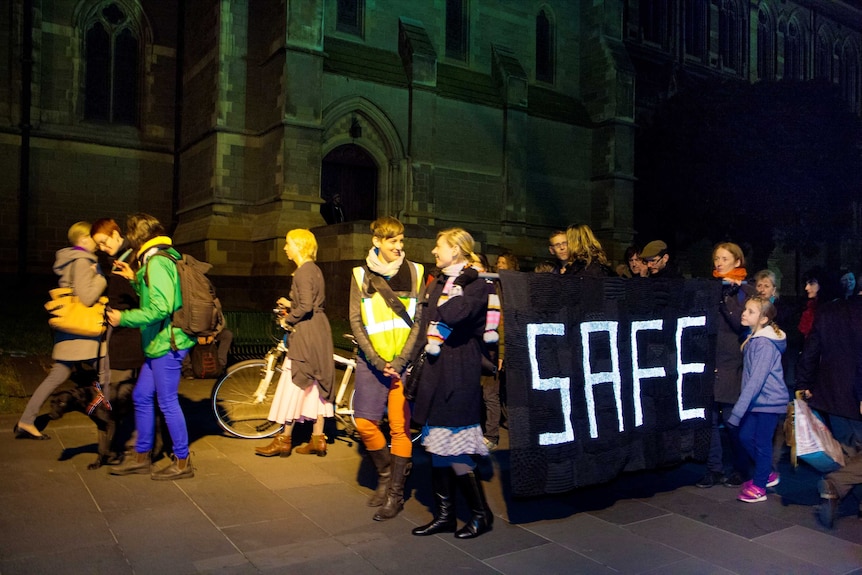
[{"xmin": 1, "ymin": 377, "xmax": 860, "ymax": 575}]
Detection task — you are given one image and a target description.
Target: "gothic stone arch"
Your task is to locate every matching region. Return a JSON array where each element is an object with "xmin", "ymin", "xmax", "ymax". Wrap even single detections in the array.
[{"xmin": 321, "ymin": 97, "xmax": 407, "ymax": 220}]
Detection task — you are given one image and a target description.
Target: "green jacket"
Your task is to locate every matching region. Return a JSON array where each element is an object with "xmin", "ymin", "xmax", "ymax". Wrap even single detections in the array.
[{"xmin": 120, "ymin": 246, "xmax": 195, "ymax": 358}]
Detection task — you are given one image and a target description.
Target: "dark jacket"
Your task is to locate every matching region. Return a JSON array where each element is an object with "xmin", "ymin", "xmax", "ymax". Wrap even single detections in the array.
[
  {"xmin": 650, "ymin": 261, "xmax": 682, "ymax": 279},
  {"xmin": 97, "ymin": 239, "xmax": 144, "ymax": 370},
  {"xmin": 714, "ymin": 281, "xmax": 756, "ymax": 404},
  {"xmin": 564, "ymin": 260, "xmax": 614, "ymax": 278},
  {"xmin": 412, "ymin": 269, "xmax": 489, "ymax": 428},
  {"xmin": 795, "ymin": 297, "xmax": 862, "ymax": 421}
]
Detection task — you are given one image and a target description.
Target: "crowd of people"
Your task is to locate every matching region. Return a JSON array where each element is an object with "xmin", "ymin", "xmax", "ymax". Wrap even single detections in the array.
[
  {"xmin": 14, "ymin": 216, "xmax": 862, "ymax": 536},
  {"xmin": 539, "ymin": 228, "xmax": 861, "ymax": 527}
]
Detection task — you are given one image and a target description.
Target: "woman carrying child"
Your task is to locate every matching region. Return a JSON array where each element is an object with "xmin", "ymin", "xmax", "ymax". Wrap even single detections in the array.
[{"xmin": 726, "ymin": 296, "xmax": 790, "ymax": 503}]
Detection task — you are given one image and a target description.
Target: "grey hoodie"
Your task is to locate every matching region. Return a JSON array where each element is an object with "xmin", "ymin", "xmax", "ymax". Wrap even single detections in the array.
[
  {"xmin": 728, "ymin": 325, "xmax": 790, "ymax": 426},
  {"xmin": 51, "ymin": 246, "xmax": 107, "ymax": 361}
]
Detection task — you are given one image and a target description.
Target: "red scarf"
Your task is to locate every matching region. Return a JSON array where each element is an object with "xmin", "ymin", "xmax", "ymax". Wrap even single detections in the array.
[{"xmin": 713, "ymin": 267, "xmax": 748, "ymax": 282}]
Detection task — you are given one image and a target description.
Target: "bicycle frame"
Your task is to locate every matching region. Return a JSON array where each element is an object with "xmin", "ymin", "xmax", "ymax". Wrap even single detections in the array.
[
  {"xmin": 213, "ymin": 322, "xmax": 360, "ymax": 439},
  {"xmin": 333, "ymin": 351, "xmax": 356, "ymax": 424},
  {"xmin": 252, "ymin": 336, "xmax": 287, "ymax": 404}
]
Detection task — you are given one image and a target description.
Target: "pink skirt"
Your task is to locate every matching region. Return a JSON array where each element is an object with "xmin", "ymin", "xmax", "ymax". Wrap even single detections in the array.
[{"xmin": 267, "ymin": 359, "xmax": 334, "ymax": 424}]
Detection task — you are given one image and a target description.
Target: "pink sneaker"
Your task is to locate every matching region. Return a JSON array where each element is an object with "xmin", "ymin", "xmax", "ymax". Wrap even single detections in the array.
[
  {"xmin": 766, "ymin": 472, "xmax": 780, "ymax": 488},
  {"xmin": 738, "ymin": 483, "xmax": 767, "ymax": 503}
]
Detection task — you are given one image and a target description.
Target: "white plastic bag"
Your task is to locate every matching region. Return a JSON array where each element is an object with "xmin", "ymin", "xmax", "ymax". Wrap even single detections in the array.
[{"xmin": 794, "ymin": 398, "xmax": 845, "ymax": 473}]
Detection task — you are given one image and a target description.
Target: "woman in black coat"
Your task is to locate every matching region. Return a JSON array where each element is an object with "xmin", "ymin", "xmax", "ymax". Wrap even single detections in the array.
[
  {"xmin": 411, "ymin": 228, "xmax": 494, "ymax": 540},
  {"xmin": 92, "ymin": 219, "xmax": 145, "ymax": 382},
  {"xmin": 697, "ymin": 242, "xmax": 755, "ymax": 489},
  {"xmin": 563, "ymin": 223, "xmax": 614, "ymax": 278}
]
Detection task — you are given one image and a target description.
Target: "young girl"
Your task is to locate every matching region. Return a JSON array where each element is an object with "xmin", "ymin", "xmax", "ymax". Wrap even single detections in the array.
[{"xmin": 727, "ymin": 296, "xmax": 790, "ymax": 503}]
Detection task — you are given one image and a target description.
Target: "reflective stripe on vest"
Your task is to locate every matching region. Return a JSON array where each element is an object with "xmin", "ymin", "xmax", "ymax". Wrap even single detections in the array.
[{"xmin": 353, "ymin": 262, "xmax": 423, "ymax": 361}]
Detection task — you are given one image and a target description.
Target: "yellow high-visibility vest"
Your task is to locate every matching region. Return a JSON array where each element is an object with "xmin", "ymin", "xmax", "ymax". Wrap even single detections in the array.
[{"xmin": 353, "ymin": 262, "xmax": 424, "ymax": 361}]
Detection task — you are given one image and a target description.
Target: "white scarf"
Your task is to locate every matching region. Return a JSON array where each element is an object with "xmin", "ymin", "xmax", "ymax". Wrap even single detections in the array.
[
  {"xmin": 442, "ymin": 262, "xmax": 467, "ymax": 277},
  {"xmin": 365, "ymin": 247, "xmax": 404, "ymax": 279}
]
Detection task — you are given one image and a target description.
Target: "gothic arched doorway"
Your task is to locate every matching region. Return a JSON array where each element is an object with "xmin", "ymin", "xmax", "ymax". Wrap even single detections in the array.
[{"xmin": 321, "ymin": 144, "xmax": 378, "ymax": 223}]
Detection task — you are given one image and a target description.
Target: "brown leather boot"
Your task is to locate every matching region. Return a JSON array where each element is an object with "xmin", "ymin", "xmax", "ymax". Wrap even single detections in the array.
[
  {"xmin": 294, "ymin": 434, "xmax": 327, "ymax": 457},
  {"xmin": 254, "ymin": 434, "xmax": 292, "ymax": 457},
  {"xmin": 366, "ymin": 447, "xmax": 391, "ymax": 507},
  {"xmin": 374, "ymin": 455, "xmax": 411, "ymax": 521},
  {"xmin": 109, "ymin": 451, "xmax": 151, "ymax": 475},
  {"xmin": 151, "ymin": 455, "xmax": 194, "ymax": 481}
]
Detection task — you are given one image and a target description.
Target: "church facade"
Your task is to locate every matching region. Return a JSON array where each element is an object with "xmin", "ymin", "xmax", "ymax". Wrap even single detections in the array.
[{"xmin": 1, "ymin": 1, "xmax": 859, "ymax": 311}]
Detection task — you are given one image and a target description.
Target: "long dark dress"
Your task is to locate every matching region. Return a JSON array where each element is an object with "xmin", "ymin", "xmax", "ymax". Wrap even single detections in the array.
[{"xmin": 284, "ymin": 261, "xmax": 335, "ymax": 401}]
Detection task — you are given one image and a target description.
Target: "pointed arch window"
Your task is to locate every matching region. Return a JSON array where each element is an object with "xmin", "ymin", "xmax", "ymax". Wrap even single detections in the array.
[
  {"xmin": 756, "ymin": 7, "xmax": 775, "ymax": 80},
  {"xmin": 815, "ymin": 29, "xmax": 833, "ymax": 81},
  {"xmin": 336, "ymin": 0, "xmax": 364, "ymax": 37},
  {"xmin": 641, "ymin": 0, "xmax": 670, "ymax": 47},
  {"xmin": 839, "ymin": 44, "xmax": 860, "ymax": 113},
  {"xmin": 84, "ymin": 3, "xmax": 139, "ymax": 125},
  {"xmin": 536, "ymin": 9, "xmax": 554, "ymax": 84},
  {"xmin": 719, "ymin": 0, "xmax": 742, "ymax": 72},
  {"xmin": 784, "ymin": 19, "xmax": 806, "ymax": 81},
  {"xmin": 684, "ymin": 0, "xmax": 708, "ymax": 61},
  {"xmin": 445, "ymin": 0, "xmax": 468, "ymax": 61}
]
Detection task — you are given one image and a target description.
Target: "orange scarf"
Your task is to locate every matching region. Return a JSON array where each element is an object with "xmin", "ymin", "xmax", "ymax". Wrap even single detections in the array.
[{"xmin": 713, "ymin": 267, "xmax": 748, "ymax": 282}]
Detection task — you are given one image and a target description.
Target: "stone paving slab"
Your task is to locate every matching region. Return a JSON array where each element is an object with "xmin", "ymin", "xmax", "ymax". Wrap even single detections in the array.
[
  {"xmin": 2, "ymin": 377, "xmax": 861, "ymax": 575},
  {"xmin": 627, "ymin": 513, "xmax": 837, "ymax": 575}
]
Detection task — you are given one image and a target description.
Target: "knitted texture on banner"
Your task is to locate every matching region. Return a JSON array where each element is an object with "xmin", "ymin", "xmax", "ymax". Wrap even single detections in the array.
[{"xmin": 496, "ymin": 271, "xmax": 719, "ymax": 496}]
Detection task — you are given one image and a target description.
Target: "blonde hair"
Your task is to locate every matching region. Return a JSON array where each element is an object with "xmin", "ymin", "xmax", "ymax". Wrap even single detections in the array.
[
  {"xmin": 437, "ymin": 228, "xmax": 481, "ymax": 266},
  {"xmin": 565, "ymin": 224, "xmax": 609, "ymax": 267},
  {"xmin": 286, "ymin": 229, "xmax": 318, "ymax": 261},
  {"xmin": 370, "ymin": 216, "xmax": 404, "ymax": 239},
  {"xmin": 67, "ymin": 221, "xmax": 92, "ymax": 245},
  {"xmin": 754, "ymin": 269, "xmax": 779, "ymax": 298},
  {"xmin": 713, "ymin": 242, "xmax": 745, "ymax": 267},
  {"xmin": 741, "ymin": 296, "xmax": 783, "ymax": 349}
]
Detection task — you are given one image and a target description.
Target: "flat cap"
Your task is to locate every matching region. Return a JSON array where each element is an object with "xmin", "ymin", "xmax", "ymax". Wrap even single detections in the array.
[{"xmin": 640, "ymin": 240, "xmax": 668, "ymax": 259}]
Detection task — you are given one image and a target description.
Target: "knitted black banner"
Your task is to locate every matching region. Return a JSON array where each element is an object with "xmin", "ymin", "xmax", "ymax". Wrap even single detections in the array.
[{"xmin": 497, "ymin": 272, "xmax": 720, "ymax": 496}]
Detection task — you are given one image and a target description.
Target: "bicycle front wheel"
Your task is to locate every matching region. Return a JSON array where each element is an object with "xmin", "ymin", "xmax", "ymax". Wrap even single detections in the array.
[{"xmin": 211, "ymin": 360, "xmax": 285, "ymax": 439}]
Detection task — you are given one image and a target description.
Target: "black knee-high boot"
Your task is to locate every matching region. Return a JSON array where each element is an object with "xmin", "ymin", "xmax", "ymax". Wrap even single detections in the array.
[
  {"xmin": 412, "ymin": 466, "xmax": 457, "ymax": 535},
  {"xmin": 454, "ymin": 471, "xmax": 493, "ymax": 539}
]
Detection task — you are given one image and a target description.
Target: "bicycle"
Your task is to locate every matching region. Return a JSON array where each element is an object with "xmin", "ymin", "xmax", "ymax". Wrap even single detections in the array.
[{"xmin": 211, "ymin": 310, "xmax": 358, "ymax": 439}]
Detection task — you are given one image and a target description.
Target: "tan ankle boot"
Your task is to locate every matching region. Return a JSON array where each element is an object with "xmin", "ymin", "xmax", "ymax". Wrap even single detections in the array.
[
  {"xmin": 255, "ymin": 434, "xmax": 292, "ymax": 457},
  {"xmin": 109, "ymin": 451, "xmax": 151, "ymax": 476},
  {"xmin": 294, "ymin": 434, "xmax": 327, "ymax": 457},
  {"xmin": 152, "ymin": 455, "xmax": 194, "ymax": 481}
]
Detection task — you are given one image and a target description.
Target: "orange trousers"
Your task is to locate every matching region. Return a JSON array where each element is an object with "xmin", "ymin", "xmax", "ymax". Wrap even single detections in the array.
[{"xmin": 354, "ymin": 378, "xmax": 412, "ymax": 458}]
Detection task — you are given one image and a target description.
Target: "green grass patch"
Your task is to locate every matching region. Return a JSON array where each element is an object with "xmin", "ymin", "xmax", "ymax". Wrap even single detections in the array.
[
  {"xmin": 0, "ymin": 276, "xmax": 54, "ymax": 356},
  {"xmin": 0, "ymin": 276, "xmax": 54, "ymax": 413}
]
